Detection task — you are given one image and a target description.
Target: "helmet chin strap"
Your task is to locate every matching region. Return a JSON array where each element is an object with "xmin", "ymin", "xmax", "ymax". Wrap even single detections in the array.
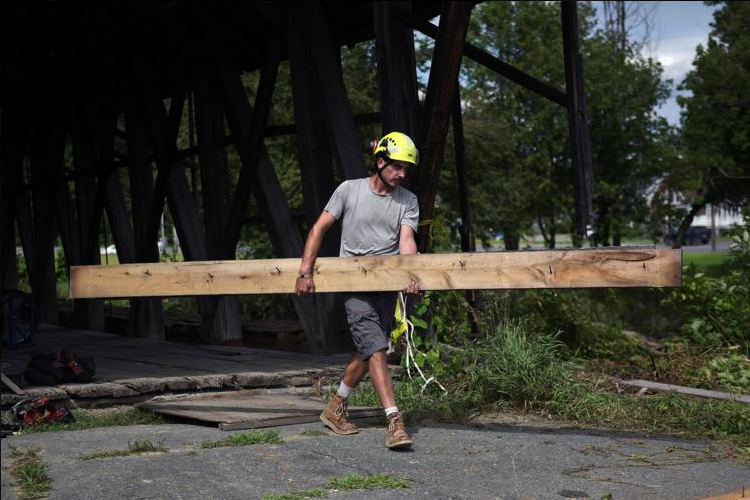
[{"xmin": 376, "ymin": 160, "xmax": 394, "ymax": 189}]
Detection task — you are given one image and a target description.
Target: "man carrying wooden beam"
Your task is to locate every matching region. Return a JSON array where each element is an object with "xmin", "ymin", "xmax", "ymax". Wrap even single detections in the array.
[{"xmin": 296, "ymin": 132, "xmax": 421, "ymax": 449}]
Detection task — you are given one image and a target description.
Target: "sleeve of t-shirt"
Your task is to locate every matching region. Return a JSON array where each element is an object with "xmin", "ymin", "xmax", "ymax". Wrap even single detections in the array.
[
  {"xmin": 401, "ymin": 192, "xmax": 419, "ymax": 233},
  {"xmin": 323, "ymin": 181, "xmax": 349, "ymax": 220}
]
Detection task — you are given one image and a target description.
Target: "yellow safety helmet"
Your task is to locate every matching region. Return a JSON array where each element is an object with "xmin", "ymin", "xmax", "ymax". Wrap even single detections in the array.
[{"xmin": 373, "ymin": 132, "xmax": 419, "ymax": 166}]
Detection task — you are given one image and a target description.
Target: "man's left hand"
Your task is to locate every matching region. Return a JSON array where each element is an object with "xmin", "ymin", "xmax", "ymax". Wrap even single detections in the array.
[{"xmin": 403, "ymin": 280, "xmax": 421, "ymax": 296}]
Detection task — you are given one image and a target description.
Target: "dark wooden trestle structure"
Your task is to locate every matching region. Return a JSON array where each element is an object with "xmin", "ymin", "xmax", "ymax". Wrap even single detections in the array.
[{"xmin": 1, "ymin": 1, "xmax": 593, "ymax": 354}]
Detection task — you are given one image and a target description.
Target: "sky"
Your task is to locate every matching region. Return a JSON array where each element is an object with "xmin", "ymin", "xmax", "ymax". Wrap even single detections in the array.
[{"xmin": 593, "ymin": 1, "xmax": 719, "ymax": 126}]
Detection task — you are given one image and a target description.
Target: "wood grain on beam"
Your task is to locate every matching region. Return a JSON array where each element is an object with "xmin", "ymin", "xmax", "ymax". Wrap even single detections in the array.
[{"xmin": 71, "ymin": 248, "xmax": 681, "ymax": 299}]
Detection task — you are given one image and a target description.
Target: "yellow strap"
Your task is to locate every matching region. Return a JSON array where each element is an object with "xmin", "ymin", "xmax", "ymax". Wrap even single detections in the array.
[{"xmin": 390, "ymin": 297, "xmax": 407, "ymax": 342}]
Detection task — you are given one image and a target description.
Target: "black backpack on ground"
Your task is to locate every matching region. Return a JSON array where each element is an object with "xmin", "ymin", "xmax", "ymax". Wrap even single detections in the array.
[{"xmin": 23, "ymin": 350, "xmax": 95, "ymax": 386}]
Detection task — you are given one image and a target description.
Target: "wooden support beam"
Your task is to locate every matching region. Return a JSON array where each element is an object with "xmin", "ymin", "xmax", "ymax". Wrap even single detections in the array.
[
  {"xmin": 70, "ymin": 108, "xmax": 105, "ymax": 331},
  {"xmin": 29, "ymin": 112, "xmax": 64, "ymax": 323},
  {"xmin": 287, "ymin": 1, "xmax": 368, "ymax": 180},
  {"xmin": 194, "ymin": 56, "xmax": 231, "ymax": 258},
  {"xmin": 288, "ymin": 25, "xmax": 337, "ymax": 234},
  {"xmin": 211, "ymin": 45, "xmax": 328, "ymax": 353},
  {"xmin": 452, "ymin": 85, "xmax": 480, "ymax": 336},
  {"xmin": 398, "ymin": 11, "xmax": 567, "ymax": 108},
  {"xmin": 125, "ymin": 107, "xmax": 164, "ymax": 340},
  {"xmin": 55, "ymin": 180, "xmax": 81, "ymax": 270},
  {"xmin": 217, "ymin": 37, "xmax": 280, "ymax": 258},
  {"xmin": 71, "ymin": 247, "xmax": 681, "ymax": 299},
  {"xmin": 562, "ymin": 1, "xmax": 594, "ymax": 235},
  {"xmin": 288, "ymin": 24, "xmax": 349, "ymax": 353},
  {"xmin": 193, "ymin": 54, "xmax": 242, "ymax": 345},
  {"xmin": 374, "ymin": 1, "xmax": 420, "ymax": 137},
  {"xmin": 0, "ymin": 107, "xmax": 24, "ymax": 291},
  {"xmin": 104, "ymin": 172, "xmax": 137, "ymax": 264},
  {"xmin": 130, "ymin": 53, "xmax": 187, "ymax": 260},
  {"xmin": 416, "ymin": 1, "xmax": 473, "ymax": 253}
]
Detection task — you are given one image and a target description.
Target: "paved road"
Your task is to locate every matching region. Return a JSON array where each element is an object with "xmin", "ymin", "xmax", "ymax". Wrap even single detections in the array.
[
  {"xmin": 477, "ymin": 241, "xmax": 732, "ymax": 254},
  {"xmin": 2, "ymin": 418, "xmax": 747, "ymax": 499}
]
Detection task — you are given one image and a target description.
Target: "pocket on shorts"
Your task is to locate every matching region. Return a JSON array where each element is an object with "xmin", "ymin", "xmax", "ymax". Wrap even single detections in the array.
[{"xmin": 344, "ymin": 295, "xmax": 370, "ymax": 325}]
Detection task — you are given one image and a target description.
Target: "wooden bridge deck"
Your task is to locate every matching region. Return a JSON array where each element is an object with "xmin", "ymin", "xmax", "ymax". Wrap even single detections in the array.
[{"xmin": 1, "ymin": 324, "xmax": 350, "ymax": 407}]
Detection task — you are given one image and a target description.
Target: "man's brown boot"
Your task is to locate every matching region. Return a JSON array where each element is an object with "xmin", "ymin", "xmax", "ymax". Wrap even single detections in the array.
[
  {"xmin": 385, "ymin": 412, "xmax": 413, "ymax": 449},
  {"xmin": 320, "ymin": 394, "xmax": 359, "ymax": 435}
]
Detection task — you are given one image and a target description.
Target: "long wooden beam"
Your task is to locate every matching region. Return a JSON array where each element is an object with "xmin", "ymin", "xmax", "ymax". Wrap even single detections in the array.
[{"xmin": 70, "ymin": 248, "xmax": 681, "ymax": 299}]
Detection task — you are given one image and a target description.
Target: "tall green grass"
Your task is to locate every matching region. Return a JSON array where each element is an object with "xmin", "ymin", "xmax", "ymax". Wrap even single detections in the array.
[{"xmin": 353, "ymin": 320, "xmax": 750, "ymax": 449}]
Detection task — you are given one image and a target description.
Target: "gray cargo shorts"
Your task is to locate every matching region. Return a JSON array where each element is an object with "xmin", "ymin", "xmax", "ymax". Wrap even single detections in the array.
[{"xmin": 343, "ymin": 292, "xmax": 398, "ymax": 360}]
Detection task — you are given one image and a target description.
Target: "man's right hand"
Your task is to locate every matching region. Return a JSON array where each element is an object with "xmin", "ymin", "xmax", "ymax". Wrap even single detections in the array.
[{"xmin": 296, "ymin": 276, "xmax": 315, "ymax": 296}]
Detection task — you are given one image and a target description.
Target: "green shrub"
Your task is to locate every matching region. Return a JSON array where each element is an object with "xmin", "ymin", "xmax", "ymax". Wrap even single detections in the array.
[
  {"xmin": 697, "ymin": 350, "xmax": 750, "ymax": 392},
  {"xmin": 460, "ymin": 322, "xmax": 573, "ymax": 406},
  {"xmin": 665, "ymin": 220, "xmax": 750, "ymax": 351},
  {"xmin": 508, "ymin": 289, "xmax": 641, "ymax": 359}
]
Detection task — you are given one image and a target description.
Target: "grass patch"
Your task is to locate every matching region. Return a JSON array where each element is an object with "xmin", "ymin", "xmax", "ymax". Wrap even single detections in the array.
[
  {"xmin": 80, "ymin": 439, "xmax": 168, "ymax": 460},
  {"xmin": 299, "ymin": 430, "xmax": 328, "ymax": 437},
  {"xmin": 261, "ymin": 489, "xmax": 328, "ymax": 500},
  {"xmin": 328, "ymin": 473, "xmax": 410, "ymax": 490},
  {"xmin": 261, "ymin": 474, "xmax": 410, "ymax": 500},
  {"xmin": 200, "ymin": 430, "xmax": 282, "ymax": 449},
  {"xmin": 365, "ymin": 320, "xmax": 750, "ymax": 452},
  {"xmin": 683, "ymin": 251, "xmax": 731, "ymax": 277},
  {"xmin": 27, "ymin": 408, "xmax": 166, "ymax": 434},
  {"xmin": 8, "ymin": 446, "xmax": 52, "ymax": 500}
]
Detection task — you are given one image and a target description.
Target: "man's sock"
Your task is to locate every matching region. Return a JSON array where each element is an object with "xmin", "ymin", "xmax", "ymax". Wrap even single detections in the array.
[
  {"xmin": 384, "ymin": 406, "xmax": 399, "ymax": 418},
  {"xmin": 336, "ymin": 382, "xmax": 354, "ymax": 399}
]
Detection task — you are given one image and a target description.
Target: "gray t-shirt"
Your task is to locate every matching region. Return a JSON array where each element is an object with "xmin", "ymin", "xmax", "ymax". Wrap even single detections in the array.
[{"xmin": 324, "ymin": 178, "xmax": 419, "ymax": 257}]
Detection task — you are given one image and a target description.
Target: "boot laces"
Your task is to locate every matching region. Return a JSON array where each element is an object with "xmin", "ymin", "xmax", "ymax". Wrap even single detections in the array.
[
  {"xmin": 388, "ymin": 415, "xmax": 405, "ymax": 433},
  {"xmin": 335, "ymin": 400, "xmax": 349, "ymax": 419}
]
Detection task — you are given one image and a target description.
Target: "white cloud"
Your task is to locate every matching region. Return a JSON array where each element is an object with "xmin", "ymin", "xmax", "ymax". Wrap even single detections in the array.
[{"xmin": 646, "ymin": 35, "xmax": 707, "ymax": 83}]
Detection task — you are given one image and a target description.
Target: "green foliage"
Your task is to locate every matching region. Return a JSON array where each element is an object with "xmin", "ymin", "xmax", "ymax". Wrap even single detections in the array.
[
  {"xmin": 200, "ymin": 431, "xmax": 283, "ymax": 449},
  {"xmin": 13, "ymin": 253, "xmax": 32, "ymax": 293},
  {"xmin": 7, "ymin": 446, "xmax": 52, "ymax": 500},
  {"xmin": 27, "ymin": 408, "xmax": 166, "ymax": 433},
  {"xmin": 458, "ymin": 322, "xmax": 573, "ymax": 407},
  {"xmin": 676, "ymin": 1, "xmax": 750, "ymax": 211},
  {"xmin": 261, "ymin": 474, "xmax": 409, "ymax": 500},
  {"xmin": 80, "ymin": 439, "xmax": 169, "ymax": 460},
  {"xmin": 388, "ymin": 319, "xmax": 750, "ymax": 446},
  {"xmin": 511, "ymin": 289, "xmax": 640, "ymax": 359},
  {"xmin": 546, "ymin": 384, "xmax": 750, "ymax": 444},
  {"xmin": 262, "ymin": 489, "xmax": 328, "ymax": 500},
  {"xmin": 664, "ymin": 219, "xmax": 750, "ymax": 350},
  {"xmin": 697, "ymin": 350, "xmax": 750, "ymax": 392},
  {"xmin": 327, "ymin": 474, "xmax": 410, "ymax": 491},
  {"xmin": 441, "ymin": 1, "xmax": 673, "ymax": 248},
  {"xmin": 584, "ymin": 30, "xmax": 674, "ymax": 245}
]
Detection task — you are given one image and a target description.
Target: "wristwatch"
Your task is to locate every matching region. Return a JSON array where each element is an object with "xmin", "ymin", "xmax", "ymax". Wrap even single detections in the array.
[{"xmin": 298, "ymin": 272, "xmax": 313, "ymax": 279}]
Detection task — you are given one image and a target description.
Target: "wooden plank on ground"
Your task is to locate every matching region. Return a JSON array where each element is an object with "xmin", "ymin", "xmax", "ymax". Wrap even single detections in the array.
[
  {"xmin": 697, "ymin": 488, "xmax": 750, "ymax": 500},
  {"xmin": 70, "ymin": 247, "xmax": 680, "ymax": 299},
  {"xmin": 136, "ymin": 391, "xmax": 380, "ymax": 430},
  {"xmin": 620, "ymin": 380, "xmax": 750, "ymax": 404},
  {"xmin": 1, "ymin": 372, "xmax": 26, "ymax": 395}
]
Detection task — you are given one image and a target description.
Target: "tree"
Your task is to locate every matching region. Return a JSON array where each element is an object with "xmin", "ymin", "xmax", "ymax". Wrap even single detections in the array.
[
  {"xmin": 583, "ymin": 30, "xmax": 673, "ymax": 246},
  {"xmin": 672, "ymin": 1, "xmax": 750, "ymax": 248},
  {"xmin": 437, "ymin": 1, "xmax": 671, "ymax": 249}
]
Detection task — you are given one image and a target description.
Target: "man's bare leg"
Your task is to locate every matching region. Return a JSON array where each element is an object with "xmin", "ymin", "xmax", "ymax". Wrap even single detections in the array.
[
  {"xmin": 342, "ymin": 353, "xmax": 369, "ymax": 388},
  {"xmin": 339, "ymin": 350, "xmax": 396, "ymax": 408},
  {"xmin": 320, "ymin": 353, "xmax": 367, "ymax": 435},
  {"xmin": 369, "ymin": 349, "xmax": 411, "ymax": 448},
  {"xmin": 368, "ymin": 350, "xmax": 396, "ymax": 408}
]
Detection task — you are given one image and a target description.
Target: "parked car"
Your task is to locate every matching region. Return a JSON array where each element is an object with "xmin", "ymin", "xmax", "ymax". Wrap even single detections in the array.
[{"xmin": 664, "ymin": 225, "xmax": 712, "ymax": 246}]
